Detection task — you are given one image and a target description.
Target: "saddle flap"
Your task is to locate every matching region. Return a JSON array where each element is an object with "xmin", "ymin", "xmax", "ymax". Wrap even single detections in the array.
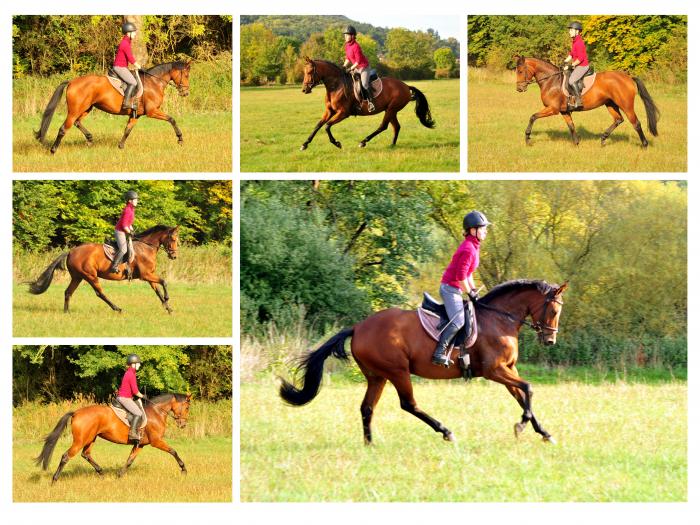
[
  {"xmin": 562, "ymin": 71, "xmax": 597, "ymax": 97},
  {"xmin": 417, "ymin": 297, "xmax": 478, "ymax": 349},
  {"xmin": 110, "ymin": 398, "xmax": 148, "ymax": 429},
  {"xmin": 352, "ymin": 74, "xmax": 383, "ymax": 104},
  {"xmin": 106, "ymin": 69, "xmax": 144, "ymax": 99}
]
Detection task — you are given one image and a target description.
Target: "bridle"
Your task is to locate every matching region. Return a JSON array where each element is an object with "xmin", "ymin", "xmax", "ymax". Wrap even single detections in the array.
[
  {"xmin": 140, "ymin": 66, "xmax": 188, "ymax": 94},
  {"xmin": 144, "ymin": 396, "xmax": 190, "ymax": 425},
  {"xmin": 134, "ymin": 229, "xmax": 178, "ymax": 259},
  {"xmin": 516, "ymin": 61, "xmax": 563, "ymax": 90},
  {"xmin": 303, "ymin": 61, "xmax": 321, "ymax": 91},
  {"xmin": 476, "ymin": 293, "xmax": 563, "ymax": 335}
]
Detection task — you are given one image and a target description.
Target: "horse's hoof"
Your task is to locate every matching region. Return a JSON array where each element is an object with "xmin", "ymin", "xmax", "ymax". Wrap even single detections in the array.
[
  {"xmin": 86, "ymin": 141, "xmax": 93, "ymax": 148},
  {"xmin": 642, "ymin": 142, "xmax": 649, "ymax": 149},
  {"xmin": 543, "ymin": 435, "xmax": 557, "ymax": 445},
  {"xmin": 181, "ymin": 468, "xmax": 188, "ymax": 475},
  {"xmin": 444, "ymin": 432, "xmax": 456, "ymax": 442},
  {"xmin": 300, "ymin": 144, "xmax": 307, "ymax": 151},
  {"xmin": 359, "ymin": 142, "xmax": 366, "ymax": 148},
  {"xmin": 514, "ymin": 422, "xmax": 526, "ymax": 437},
  {"xmin": 333, "ymin": 141, "xmax": 342, "ymax": 149},
  {"xmin": 178, "ymin": 139, "xmax": 184, "ymax": 146},
  {"xmin": 525, "ymin": 138, "xmax": 532, "ymax": 147},
  {"xmin": 118, "ymin": 143, "xmax": 125, "ymax": 150},
  {"xmin": 115, "ymin": 308, "xmax": 123, "ymax": 314}
]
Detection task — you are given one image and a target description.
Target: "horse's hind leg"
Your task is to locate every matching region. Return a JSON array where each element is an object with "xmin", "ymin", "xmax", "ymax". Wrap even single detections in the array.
[
  {"xmin": 389, "ymin": 115, "xmax": 401, "ymax": 146},
  {"xmin": 84, "ymin": 275, "xmax": 122, "ymax": 313},
  {"xmin": 50, "ymin": 115, "xmax": 76, "ymax": 154},
  {"xmin": 52, "ymin": 441, "xmax": 83, "ymax": 483},
  {"xmin": 81, "ymin": 439, "xmax": 103, "ymax": 475},
  {"xmin": 388, "ymin": 372, "xmax": 455, "ymax": 442},
  {"xmin": 360, "ymin": 373, "xmax": 387, "ymax": 445},
  {"xmin": 601, "ymin": 103, "xmax": 624, "ymax": 146},
  {"xmin": 118, "ymin": 444, "xmax": 144, "ymax": 477},
  {"xmin": 619, "ymin": 101, "xmax": 648, "ymax": 147},
  {"xmin": 74, "ymin": 109, "xmax": 94, "ymax": 145},
  {"xmin": 64, "ymin": 273, "xmax": 83, "ymax": 313},
  {"xmin": 360, "ymin": 109, "xmax": 394, "ymax": 148}
]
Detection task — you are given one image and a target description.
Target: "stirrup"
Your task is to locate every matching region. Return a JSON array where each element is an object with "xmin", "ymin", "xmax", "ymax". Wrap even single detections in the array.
[
  {"xmin": 367, "ymin": 100, "xmax": 375, "ymax": 113},
  {"xmin": 431, "ymin": 353, "xmax": 453, "ymax": 368}
]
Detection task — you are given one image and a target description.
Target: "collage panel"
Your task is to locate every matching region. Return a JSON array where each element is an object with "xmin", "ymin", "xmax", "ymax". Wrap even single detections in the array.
[
  {"xmin": 12, "ymin": 15, "xmax": 233, "ymax": 172},
  {"xmin": 12, "ymin": 180, "xmax": 233, "ymax": 337},
  {"xmin": 240, "ymin": 179, "xmax": 686, "ymax": 502},
  {"xmin": 239, "ymin": 15, "xmax": 460, "ymax": 172},
  {"xmin": 467, "ymin": 15, "xmax": 687, "ymax": 172},
  {"xmin": 12, "ymin": 345, "xmax": 232, "ymax": 502}
]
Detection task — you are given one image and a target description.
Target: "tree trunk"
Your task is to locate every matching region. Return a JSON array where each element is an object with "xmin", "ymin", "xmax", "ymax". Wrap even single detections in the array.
[{"xmin": 123, "ymin": 15, "xmax": 148, "ymax": 65}]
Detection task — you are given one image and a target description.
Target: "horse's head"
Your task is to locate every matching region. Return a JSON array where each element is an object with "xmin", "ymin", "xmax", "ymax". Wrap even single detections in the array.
[
  {"xmin": 171, "ymin": 61, "xmax": 191, "ymax": 97},
  {"xmin": 531, "ymin": 282, "xmax": 568, "ymax": 345},
  {"xmin": 513, "ymin": 55, "xmax": 531, "ymax": 92},
  {"xmin": 171, "ymin": 393, "xmax": 192, "ymax": 429},
  {"xmin": 301, "ymin": 56, "xmax": 320, "ymax": 94},
  {"xmin": 162, "ymin": 226, "xmax": 179, "ymax": 260}
]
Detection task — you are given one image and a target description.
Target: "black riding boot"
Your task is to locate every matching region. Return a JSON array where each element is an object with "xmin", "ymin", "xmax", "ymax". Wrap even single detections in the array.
[
  {"xmin": 128, "ymin": 415, "xmax": 142, "ymax": 442},
  {"xmin": 569, "ymin": 81, "xmax": 583, "ymax": 109},
  {"xmin": 109, "ymin": 253, "xmax": 124, "ymax": 274},
  {"xmin": 122, "ymin": 84, "xmax": 135, "ymax": 110},
  {"xmin": 432, "ymin": 323, "xmax": 460, "ymax": 367}
]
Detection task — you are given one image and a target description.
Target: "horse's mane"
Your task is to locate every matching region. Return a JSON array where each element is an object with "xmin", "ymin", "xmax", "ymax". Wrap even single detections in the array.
[
  {"xmin": 519, "ymin": 56, "xmax": 560, "ymax": 73},
  {"xmin": 149, "ymin": 393, "xmax": 189, "ymax": 404},
  {"xmin": 134, "ymin": 225, "xmax": 175, "ymax": 239},
  {"xmin": 146, "ymin": 61, "xmax": 189, "ymax": 76},
  {"xmin": 313, "ymin": 59, "xmax": 353, "ymax": 95},
  {"xmin": 479, "ymin": 279, "xmax": 558, "ymax": 304}
]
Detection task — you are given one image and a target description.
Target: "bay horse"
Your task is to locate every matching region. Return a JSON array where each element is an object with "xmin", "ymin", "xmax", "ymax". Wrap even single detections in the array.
[
  {"xmin": 28, "ymin": 225, "xmax": 179, "ymax": 314},
  {"xmin": 513, "ymin": 55, "xmax": 660, "ymax": 147},
  {"xmin": 280, "ymin": 279, "xmax": 568, "ymax": 444},
  {"xmin": 34, "ymin": 61, "xmax": 191, "ymax": 153},
  {"xmin": 299, "ymin": 56, "xmax": 435, "ymax": 150},
  {"xmin": 36, "ymin": 393, "xmax": 192, "ymax": 482}
]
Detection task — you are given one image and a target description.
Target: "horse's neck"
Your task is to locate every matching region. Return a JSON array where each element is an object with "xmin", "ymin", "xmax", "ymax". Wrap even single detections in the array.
[
  {"xmin": 487, "ymin": 291, "xmax": 538, "ymax": 323},
  {"xmin": 318, "ymin": 66, "xmax": 344, "ymax": 92},
  {"xmin": 529, "ymin": 59, "xmax": 558, "ymax": 83}
]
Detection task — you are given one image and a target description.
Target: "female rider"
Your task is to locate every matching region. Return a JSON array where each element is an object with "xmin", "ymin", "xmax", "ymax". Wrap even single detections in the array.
[
  {"xmin": 564, "ymin": 21, "xmax": 589, "ymax": 109},
  {"xmin": 342, "ymin": 25, "xmax": 374, "ymax": 112},
  {"xmin": 117, "ymin": 353, "xmax": 146, "ymax": 442},
  {"xmin": 109, "ymin": 190, "xmax": 138, "ymax": 274},
  {"xmin": 432, "ymin": 211, "xmax": 490, "ymax": 367},
  {"xmin": 113, "ymin": 21, "xmax": 142, "ymax": 110}
]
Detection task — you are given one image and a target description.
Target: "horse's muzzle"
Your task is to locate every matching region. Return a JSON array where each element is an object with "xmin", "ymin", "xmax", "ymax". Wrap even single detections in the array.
[
  {"xmin": 516, "ymin": 83, "xmax": 527, "ymax": 93},
  {"xmin": 301, "ymin": 85, "xmax": 312, "ymax": 94},
  {"xmin": 179, "ymin": 88, "xmax": 190, "ymax": 97}
]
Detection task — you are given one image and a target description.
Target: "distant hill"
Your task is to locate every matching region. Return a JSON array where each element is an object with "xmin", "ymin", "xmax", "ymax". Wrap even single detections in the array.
[{"xmin": 240, "ymin": 15, "xmax": 458, "ymax": 56}]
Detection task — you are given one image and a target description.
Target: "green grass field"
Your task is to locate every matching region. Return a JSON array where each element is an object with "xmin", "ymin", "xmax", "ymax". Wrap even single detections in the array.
[
  {"xmin": 240, "ymin": 79, "xmax": 459, "ymax": 172},
  {"xmin": 13, "ymin": 111, "xmax": 232, "ymax": 172},
  {"xmin": 241, "ymin": 378, "xmax": 686, "ymax": 502},
  {"xmin": 13, "ymin": 282, "xmax": 232, "ymax": 337},
  {"xmin": 468, "ymin": 68, "xmax": 687, "ymax": 172},
  {"xmin": 14, "ymin": 400, "xmax": 232, "ymax": 502}
]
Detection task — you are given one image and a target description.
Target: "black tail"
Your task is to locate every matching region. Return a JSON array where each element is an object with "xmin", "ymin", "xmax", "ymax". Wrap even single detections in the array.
[
  {"xmin": 35, "ymin": 412, "xmax": 74, "ymax": 470},
  {"xmin": 279, "ymin": 328, "xmax": 354, "ymax": 406},
  {"xmin": 34, "ymin": 81, "xmax": 69, "ymax": 144},
  {"xmin": 634, "ymin": 77, "xmax": 660, "ymax": 137},
  {"xmin": 28, "ymin": 253, "xmax": 68, "ymax": 295},
  {"xmin": 409, "ymin": 86, "xmax": 435, "ymax": 129}
]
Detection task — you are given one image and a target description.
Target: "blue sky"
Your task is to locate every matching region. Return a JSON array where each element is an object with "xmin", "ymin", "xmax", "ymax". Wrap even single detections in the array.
[{"xmin": 343, "ymin": 14, "xmax": 460, "ymax": 41}]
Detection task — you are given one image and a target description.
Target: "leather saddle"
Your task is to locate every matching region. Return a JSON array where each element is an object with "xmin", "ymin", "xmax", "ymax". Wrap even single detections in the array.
[
  {"xmin": 110, "ymin": 397, "xmax": 147, "ymax": 429},
  {"xmin": 420, "ymin": 292, "xmax": 475, "ymax": 348},
  {"xmin": 106, "ymin": 67, "xmax": 144, "ymax": 106},
  {"xmin": 563, "ymin": 65, "xmax": 596, "ymax": 98},
  {"xmin": 351, "ymin": 69, "xmax": 382, "ymax": 104}
]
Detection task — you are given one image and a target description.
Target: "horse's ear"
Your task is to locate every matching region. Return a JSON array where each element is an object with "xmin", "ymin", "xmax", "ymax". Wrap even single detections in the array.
[
  {"xmin": 185, "ymin": 60, "xmax": 192, "ymax": 68},
  {"xmin": 556, "ymin": 281, "xmax": 569, "ymax": 295},
  {"xmin": 186, "ymin": 393, "xmax": 192, "ymax": 401},
  {"xmin": 304, "ymin": 55, "xmax": 311, "ymax": 63}
]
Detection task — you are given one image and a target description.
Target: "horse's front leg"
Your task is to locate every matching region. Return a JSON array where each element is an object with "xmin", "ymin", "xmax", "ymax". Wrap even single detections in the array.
[
  {"xmin": 324, "ymin": 110, "xmax": 349, "ymax": 149},
  {"xmin": 118, "ymin": 444, "xmax": 144, "ymax": 477},
  {"xmin": 525, "ymin": 106, "xmax": 558, "ymax": 145},
  {"xmin": 150, "ymin": 438, "xmax": 187, "ymax": 474},
  {"xmin": 560, "ymin": 112, "xmax": 580, "ymax": 145},
  {"xmin": 147, "ymin": 108, "xmax": 183, "ymax": 145},
  {"xmin": 301, "ymin": 107, "xmax": 332, "ymax": 150},
  {"xmin": 143, "ymin": 272, "xmax": 172, "ymax": 313},
  {"xmin": 118, "ymin": 117, "xmax": 139, "ymax": 149}
]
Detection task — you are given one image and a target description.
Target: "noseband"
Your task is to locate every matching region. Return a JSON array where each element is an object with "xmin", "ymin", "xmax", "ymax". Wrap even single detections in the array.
[{"xmin": 517, "ymin": 62, "xmax": 563, "ymax": 90}]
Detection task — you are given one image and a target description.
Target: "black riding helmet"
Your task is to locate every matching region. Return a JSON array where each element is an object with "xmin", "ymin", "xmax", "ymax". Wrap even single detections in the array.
[
  {"xmin": 122, "ymin": 22, "xmax": 137, "ymax": 34},
  {"xmin": 126, "ymin": 354, "xmax": 141, "ymax": 365},
  {"xmin": 568, "ymin": 21, "xmax": 583, "ymax": 31},
  {"xmin": 343, "ymin": 25, "xmax": 357, "ymax": 36},
  {"xmin": 125, "ymin": 190, "xmax": 138, "ymax": 201},
  {"xmin": 463, "ymin": 210, "xmax": 491, "ymax": 231}
]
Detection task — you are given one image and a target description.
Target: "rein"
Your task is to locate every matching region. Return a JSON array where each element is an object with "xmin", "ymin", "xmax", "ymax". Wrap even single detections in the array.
[
  {"xmin": 133, "ymin": 230, "xmax": 177, "ymax": 258},
  {"xmin": 139, "ymin": 67, "xmax": 184, "ymax": 90},
  {"xmin": 475, "ymin": 295, "xmax": 562, "ymax": 334},
  {"xmin": 519, "ymin": 63, "xmax": 563, "ymax": 88}
]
